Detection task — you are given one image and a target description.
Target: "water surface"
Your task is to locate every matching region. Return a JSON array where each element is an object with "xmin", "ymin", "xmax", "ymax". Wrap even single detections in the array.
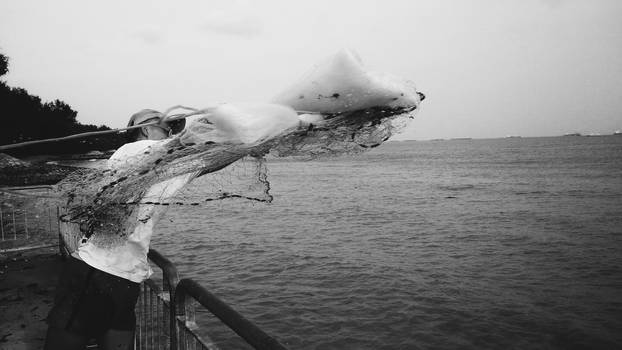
[{"xmin": 154, "ymin": 136, "xmax": 622, "ymax": 349}]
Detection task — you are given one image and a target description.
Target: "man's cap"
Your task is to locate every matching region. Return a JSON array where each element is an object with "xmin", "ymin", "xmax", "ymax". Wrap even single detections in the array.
[{"xmin": 127, "ymin": 109, "xmax": 186, "ymax": 135}]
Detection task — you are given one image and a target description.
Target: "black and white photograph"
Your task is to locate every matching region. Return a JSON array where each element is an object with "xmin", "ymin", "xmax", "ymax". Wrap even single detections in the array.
[{"xmin": 1, "ymin": 1, "xmax": 621, "ymax": 349}]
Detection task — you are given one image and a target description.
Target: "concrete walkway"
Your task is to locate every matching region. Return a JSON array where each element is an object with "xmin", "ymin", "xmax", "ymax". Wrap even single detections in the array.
[{"xmin": 0, "ymin": 247, "xmax": 63, "ymax": 350}]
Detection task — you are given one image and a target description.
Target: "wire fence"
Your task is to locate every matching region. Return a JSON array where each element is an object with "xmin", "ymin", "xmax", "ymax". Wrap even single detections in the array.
[
  {"xmin": 136, "ymin": 278, "xmax": 174, "ymax": 350},
  {"xmin": 0, "ymin": 186, "xmax": 60, "ymax": 252}
]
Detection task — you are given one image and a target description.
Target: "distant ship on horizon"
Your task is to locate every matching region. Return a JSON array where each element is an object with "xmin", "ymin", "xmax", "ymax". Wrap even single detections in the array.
[
  {"xmin": 614, "ymin": 130, "xmax": 622, "ymax": 135},
  {"xmin": 563, "ymin": 132, "xmax": 582, "ymax": 136}
]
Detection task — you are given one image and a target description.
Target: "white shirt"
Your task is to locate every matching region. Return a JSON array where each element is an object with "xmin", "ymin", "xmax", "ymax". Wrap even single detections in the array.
[{"xmin": 75, "ymin": 140, "xmax": 194, "ymax": 283}]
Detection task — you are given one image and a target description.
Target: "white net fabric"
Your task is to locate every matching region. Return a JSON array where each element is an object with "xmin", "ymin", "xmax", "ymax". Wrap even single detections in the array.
[
  {"xmin": 2, "ymin": 49, "xmax": 425, "ymax": 252},
  {"xmin": 53, "ymin": 105, "xmax": 418, "ymax": 250}
]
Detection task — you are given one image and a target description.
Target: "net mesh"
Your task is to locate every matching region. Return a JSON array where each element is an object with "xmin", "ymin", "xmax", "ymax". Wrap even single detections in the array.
[{"xmin": 2, "ymin": 104, "xmax": 417, "ymax": 251}]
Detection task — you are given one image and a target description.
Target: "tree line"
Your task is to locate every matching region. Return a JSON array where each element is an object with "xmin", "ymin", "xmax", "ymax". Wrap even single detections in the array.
[{"xmin": 0, "ymin": 52, "xmax": 125, "ymax": 156}]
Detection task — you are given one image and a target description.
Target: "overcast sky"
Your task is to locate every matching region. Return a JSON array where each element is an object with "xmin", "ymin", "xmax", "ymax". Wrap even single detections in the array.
[{"xmin": 1, "ymin": 0, "xmax": 621, "ymax": 140}]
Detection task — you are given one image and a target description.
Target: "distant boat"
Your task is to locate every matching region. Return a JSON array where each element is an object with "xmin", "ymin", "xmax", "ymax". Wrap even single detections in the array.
[
  {"xmin": 614, "ymin": 130, "xmax": 622, "ymax": 135},
  {"xmin": 585, "ymin": 133, "xmax": 601, "ymax": 137},
  {"xmin": 505, "ymin": 135, "xmax": 521, "ymax": 138},
  {"xmin": 563, "ymin": 132, "xmax": 581, "ymax": 136}
]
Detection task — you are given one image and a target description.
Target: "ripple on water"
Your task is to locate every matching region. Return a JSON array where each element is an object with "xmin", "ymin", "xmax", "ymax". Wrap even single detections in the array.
[{"xmin": 153, "ymin": 137, "xmax": 622, "ymax": 349}]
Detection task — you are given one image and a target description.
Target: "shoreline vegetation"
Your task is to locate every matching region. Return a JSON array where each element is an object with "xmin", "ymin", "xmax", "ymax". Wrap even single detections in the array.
[
  {"xmin": 0, "ymin": 153, "xmax": 81, "ymax": 186},
  {"xmin": 0, "ymin": 52, "xmax": 124, "ymax": 158}
]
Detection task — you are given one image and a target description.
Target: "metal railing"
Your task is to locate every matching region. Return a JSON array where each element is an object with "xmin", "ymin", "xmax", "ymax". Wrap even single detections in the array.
[
  {"xmin": 138, "ymin": 249, "xmax": 288, "ymax": 350},
  {"xmin": 174, "ymin": 279, "xmax": 287, "ymax": 350},
  {"xmin": 2, "ymin": 186, "xmax": 288, "ymax": 350},
  {"xmin": 136, "ymin": 250, "xmax": 180, "ymax": 350},
  {"xmin": 0, "ymin": 186, "xmax": 60, "ymax": 253}
]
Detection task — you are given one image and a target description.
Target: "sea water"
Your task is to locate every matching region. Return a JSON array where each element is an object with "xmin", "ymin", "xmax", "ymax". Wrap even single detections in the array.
[{"xmin": 153, "ymin": 136, "xmax": 622, "ymax": 349}]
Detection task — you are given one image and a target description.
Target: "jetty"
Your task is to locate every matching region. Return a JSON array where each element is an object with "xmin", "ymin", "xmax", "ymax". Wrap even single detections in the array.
[{"xmin": 0, "ymin": 185, "xmax": 287, "ymax": 350}]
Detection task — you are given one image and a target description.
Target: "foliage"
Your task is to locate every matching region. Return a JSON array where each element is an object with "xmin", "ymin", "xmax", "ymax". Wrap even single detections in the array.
[
  {"xmin": 0, "ymin": 53, "xmax": 8, "ymax": 77},
  {"xmin": 0, "ymin": 52, "xmax": 125, "ymax": 155}
]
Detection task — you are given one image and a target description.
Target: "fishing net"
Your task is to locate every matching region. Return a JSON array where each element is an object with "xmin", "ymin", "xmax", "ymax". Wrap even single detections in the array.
[
  {"xmin": 1, "ymin": 49, "xmax": 425, "ymax": 252},
  {"xmin": 53, "ymin": 104, "xmax": 417, "ymax": 250}
]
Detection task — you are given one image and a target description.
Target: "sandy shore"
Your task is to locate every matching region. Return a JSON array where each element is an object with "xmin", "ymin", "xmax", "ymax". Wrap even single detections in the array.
[{"xmin": 0, "ymin": 247, "xmax": 63, "ymax": 350}]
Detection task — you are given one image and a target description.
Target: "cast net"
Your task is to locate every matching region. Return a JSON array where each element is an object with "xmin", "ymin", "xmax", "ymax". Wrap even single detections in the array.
[
  {"xmin": 55, "ymin": 105, "xmax": 419, "ymax": 250},
  {"xmin": 1, "ymin": 49, "xmax": 425, "ymax": 252}
]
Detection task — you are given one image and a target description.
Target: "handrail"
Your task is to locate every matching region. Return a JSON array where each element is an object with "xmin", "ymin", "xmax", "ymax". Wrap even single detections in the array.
[
  {"xmin": 147, "ymin": 249, "xmax": 180, "ymax": 349},
  {"xmin": 147, "ymin": 249, "xmax": 180, "ymax": 295},
  {"xmin": 174, "ymin": 278, "xmax": 288, "ymax": 350}
]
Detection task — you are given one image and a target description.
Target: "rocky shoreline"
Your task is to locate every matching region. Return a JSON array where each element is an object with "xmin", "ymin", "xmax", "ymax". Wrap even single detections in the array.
[{"xmin": 0, "ymin": 152, "xmax": 111, "ymax": 187}]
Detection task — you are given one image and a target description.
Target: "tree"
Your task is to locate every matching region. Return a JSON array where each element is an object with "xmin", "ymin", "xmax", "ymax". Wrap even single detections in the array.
[
  {"xmin": 0, "ymin": 53, "xmax": 8, "ymax": 77},
  {"xmin": 0, "ymin": 51, "xmax": 125, "ymax": 155}
]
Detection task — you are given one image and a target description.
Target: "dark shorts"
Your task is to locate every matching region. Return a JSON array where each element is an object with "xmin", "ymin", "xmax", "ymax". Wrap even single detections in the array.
[{"xmin": 47, "ymin": 257, "xmax": 140, "ymax": 337}]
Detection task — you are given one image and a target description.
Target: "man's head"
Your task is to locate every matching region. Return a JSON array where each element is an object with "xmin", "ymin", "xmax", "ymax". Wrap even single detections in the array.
[{"xmin": 126, "ymin": 109, "xmax": 186, "ymax": 142}]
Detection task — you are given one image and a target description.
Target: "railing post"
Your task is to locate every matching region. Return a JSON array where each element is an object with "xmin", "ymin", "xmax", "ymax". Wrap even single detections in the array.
[
  {"xmin": 24, "ymin": 208, "xmax": 28, "ymax": 239},
  {"xmin": 12, "ymin": 208, "xmax": 16, "ymax": 240},
  {"xmin": 49, "ymin": 206, "xmax": 53, "ymax": 238},
  {"xmin": 174, "ymin": 287, "xmax": 187, "ymax": 350},
  {"xmin": 1, "ymin": 206, "xmax": 4, "ymax": 241},
  {"xmin": 147, "ymin": 249, "xmax": 180, "ymax": 350},
  {"xmin": 56, "ymin": 207, "xmax": 66, "ymax": 259}
]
